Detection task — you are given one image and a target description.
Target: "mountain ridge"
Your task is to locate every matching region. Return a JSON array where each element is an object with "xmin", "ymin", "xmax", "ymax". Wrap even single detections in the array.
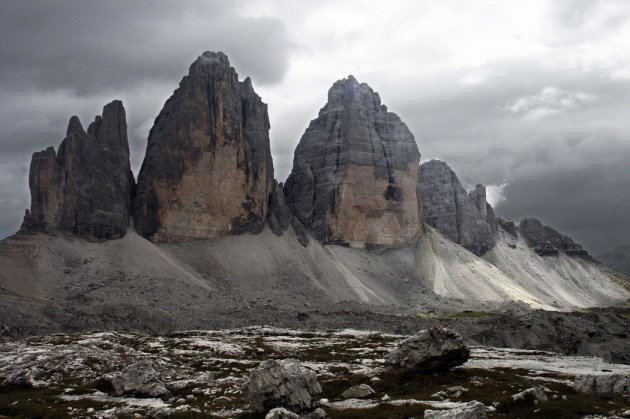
[{"xmin": 1, "ymin": 50, "xmax": 628, "ymax": 344}]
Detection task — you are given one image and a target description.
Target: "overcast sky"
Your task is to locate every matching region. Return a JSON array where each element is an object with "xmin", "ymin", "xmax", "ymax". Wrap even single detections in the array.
[{"xmin": 1, "ymin": 0, "xmax": 629, "ymax": 253}]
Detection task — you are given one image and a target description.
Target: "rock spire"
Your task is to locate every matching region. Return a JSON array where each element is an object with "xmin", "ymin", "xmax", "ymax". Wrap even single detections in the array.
[
  {"xmin": 418, "ymin": 160, "xmax": 498, "ymax": 255},
  {"xmin": 133, "ymin": 51, "xmax": 274, "ymax": 242},
  {"xmin": 284, "ymin": 75, "xmax": 422, "ymax": 248},
  {"xmin": 22, "ymin": 100, "xmax": 135, "ymax": 239}
]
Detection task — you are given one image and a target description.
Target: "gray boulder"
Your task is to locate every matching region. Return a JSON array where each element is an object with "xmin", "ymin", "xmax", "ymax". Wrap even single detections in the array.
[
  {"xmin": 108, "ymin": 360, "xmax": 171, "ymax": 399},
  {"xmin": 574, "ymin": 374, "xmax": 630, "ymax": 394},
  {"xmin": 284, "ymin": 75, "xmax": 422, "ymax": 248},
  {"xmin": 385, "ymin": 327, "xmax": 470, "ymax": 373},
  {"xmin": 2, "ymin": 370, "xmax": 41, "ymax": 388},
  {"xmin": 511, "ymin": 387, "xmax": 548, "ymax": 403},
  {"xmin": 424, "ymin": 400, "xmax": 487, "ymax": 418},
  {"xmin": 243, "ymin": 359, "xmax": 322, "ymax": 413},
  {"xmin": 341, "ymin": 383, "xmax": 375, "ymax": 399},
  {"xmin": 265, "ymin": 407, "xmax": 301, "ymax": 419},
  {"xmin": 418, "ymin": 160, "xmax": 497, "ymax": 256}
]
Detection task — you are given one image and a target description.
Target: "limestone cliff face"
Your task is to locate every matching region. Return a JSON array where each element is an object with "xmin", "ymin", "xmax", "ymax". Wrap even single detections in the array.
[
  {"xmin": 418, "ymin": 160, "xmax": 497, "ymax": 256},
  {"xmin": 133, "ymin": 51, "xmax": 274, "ymax": 242},
  {"xmin": 284, "ymin": 76, "xmax": 422, "ymax": 247},
  {"xmin": 469, "ymin": 184, "xmax": 499, "ymax": 238},
  {"xmin": 22, "ymin": 101, "xmax": 135, "ymax": 239},
  {"xmin": 518, "ymin": 218, "xmax": 591, "ymax": 259}
]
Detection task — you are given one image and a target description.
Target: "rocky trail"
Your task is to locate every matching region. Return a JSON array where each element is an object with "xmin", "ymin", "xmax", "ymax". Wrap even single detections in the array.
[{"xmin": 1, "ymin": 327, "xmax": 629, "ymax": 418}]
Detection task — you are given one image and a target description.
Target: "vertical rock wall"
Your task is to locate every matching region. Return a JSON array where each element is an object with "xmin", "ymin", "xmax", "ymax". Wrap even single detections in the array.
[
  {"xmin": 133, "ymin": 52, "xmax": 274, "ymax": 242},
  {"xmin": 284, "ymin": 76, "xmax": 422, "ymax": 247},
  {"xmin": 418, "ymin": 160, "xmax": 497, "ymax": 255},
  {"xmin": 22, "ymin": 101, "xmax": 135, "ymax": 239}
]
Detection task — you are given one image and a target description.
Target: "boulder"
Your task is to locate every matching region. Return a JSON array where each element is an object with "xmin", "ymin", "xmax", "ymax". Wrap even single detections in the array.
[
  {"xmin": 2, "ymin": 370, "xmax": 41, "ymax": 388},
  {"xmin": 341, "ymin": 383, "xmax": 375, "ymax": 399},
  {"xmin": 284, "ymin": 75, "xmax": 422, "ymax": 248},
  {"xmin": 265, "ymin": 407, "xmax": 301, "ymax": 419},
  {"xmin": 424, "ymin": 400, "xmax": 487, "ymax": 418},
  {"xmin": 133, "ymin": 51, "xmax": 274, "ymax": 242},
  {"xmin": 511, "ymin": 387, "xmax": 548, "ymax": 403},
  {"xmin": 574, "ymin": 374, "xmax": 630, "ymax": 394},
  {"xmin": 108, "ymin": 360, "xmax": 171, "ymax": 399},
  {"xmin": 418, "ymin": 160, "xmax": 497, "ymax": 256},
  {"xmin": 22, "ymin": 100, "xmax": 135, "ymax": 239},
  {"xmin": 243, "ymin": 359, "xmax": 322, "ymax": 414},
  {"xmin": 385, "ymin": 327, "xmax": 470, "ymax": 373}
]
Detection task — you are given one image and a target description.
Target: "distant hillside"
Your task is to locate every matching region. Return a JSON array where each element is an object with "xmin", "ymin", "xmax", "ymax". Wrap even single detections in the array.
[{"xmin": 597, "ymin": 245, "xmax": 630, "ymax": 276}]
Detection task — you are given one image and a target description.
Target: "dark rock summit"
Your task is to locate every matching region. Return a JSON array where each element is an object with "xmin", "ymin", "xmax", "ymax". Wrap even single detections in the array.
[
  {"xmin": 518, "ymin": 218, "xmax": 591, "ymax": 258},
  {"xmin": 22, "ymin": 100, "xmax": 134, "ymax": 239},
  {"xmin": 284, "ymin": 75, "xmax": 422, "ymax": 248},
  {"xmin": 418, "ymin": 160, "xmax": 497, "ymax": 256},
  {"xmin": 133, "ymin": 51, "xmax": 274, "ymax": 242}
]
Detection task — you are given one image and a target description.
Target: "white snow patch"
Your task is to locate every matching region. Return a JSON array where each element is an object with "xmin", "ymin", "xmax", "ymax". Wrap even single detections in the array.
[
  {"xmin": 465, "ymin": 347, "xmax": 630, "ymax": 377},
  {"xmin": 58, "ymin": 392, "xmax": 170, "ymax": 408}
]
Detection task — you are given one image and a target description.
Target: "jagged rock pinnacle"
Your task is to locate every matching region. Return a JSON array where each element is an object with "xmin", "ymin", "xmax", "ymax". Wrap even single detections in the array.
[
  {"xmin": 22, "ymin": 100, "xmax": 135, "ymax": 239},
  {"xmin": 133, "ymin": 51, "xmax": 274, "ymax": 242}
]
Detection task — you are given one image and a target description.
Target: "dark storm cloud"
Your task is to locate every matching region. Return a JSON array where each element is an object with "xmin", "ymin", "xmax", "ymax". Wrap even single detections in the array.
[
  {"xmin": 384, "ymin": 61, "xmax": 630, "ymax": 254},
  {"xmin": 0, "ymin": 0, "xmax": 291, "ymax": 95},
  {"xmin": 497, "ymin": 159, "xmax": 630, "ymax": 254}
]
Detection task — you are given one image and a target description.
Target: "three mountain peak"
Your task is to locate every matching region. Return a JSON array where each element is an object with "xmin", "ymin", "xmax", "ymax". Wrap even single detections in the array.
[{"xmin": 20, "ymin": 51, "xmax": 586, "ymax": 259}]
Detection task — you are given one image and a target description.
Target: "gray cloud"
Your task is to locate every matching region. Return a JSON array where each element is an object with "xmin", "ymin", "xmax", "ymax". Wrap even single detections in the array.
[{"xmin": 0, "ymin": 0, "xmax": 290, "ymax": 95}]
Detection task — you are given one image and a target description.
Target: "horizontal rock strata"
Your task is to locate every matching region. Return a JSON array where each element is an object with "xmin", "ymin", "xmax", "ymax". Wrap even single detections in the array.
[
  {"xmin": 418, "ymin": 160, "xmax": 497, "ymax": 255},
  {"xmin": 518, "ymin": 218, "xmax": 591, "ymax": 258},
  {"xmin": 284, "ymin": 75, "xmax": 422, "ymax": 248}
]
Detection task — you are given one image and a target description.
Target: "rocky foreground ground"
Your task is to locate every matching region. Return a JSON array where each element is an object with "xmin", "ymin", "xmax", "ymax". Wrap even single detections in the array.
[{"xmin": 1, "ymin": 327, "xmax": 629, "ymax": 418}]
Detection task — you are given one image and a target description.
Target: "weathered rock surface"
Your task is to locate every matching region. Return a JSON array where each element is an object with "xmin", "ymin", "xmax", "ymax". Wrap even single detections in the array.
[
  {"xmin": 418, "ymin": 160, "xmax": 497, "ymax": 255},
  {"xmin": 2, "ymin": 370, "xmax": 40, "ymax": 388},
  {"xmin": 284, "ymin": 75, "xmax": 422, "ymax": 248},
  {"xmin": 22, "ymin": 100, "xmax": 134, "ymax": 239},
  {"xmin": 265, "ymin": 407, "xmax": 301, "ymax": 419},
  {"xmin": 424, "ymin": 400, "xmax": 487, "ymax": 418},
  {"xmin": 497, "ymin": 217, "xmax": 518, "ymax": 239},
  {"xmin": 518, "ymin": 218, "xmax": 590, "ymax": 259},
  {"xmin": 597, "ymin": 245, "xmax": 630, "ymax": 276},
  {"xmin": 267, "ymin": 181, "xmax": 308, "ymax": 247},
  {"xmin": 341, "ymin": 383, "xmax": 375, "ymax": 399},
  {"xmin": 133, "ymin": 51, "xmax": 274, "ymax": 242},
  {"xmin": 108, "ymin": 360, "xmax": 171, "ymax": 399},
  {"xmin": 385, "ymin": 327, "xmax": 470, "ymax": 373},
  {"xmin": 511, "ymin": 387, "xmax": 548, "ymax": 403},
  {"xmin": 574, "ymin": 374, "xmax": 630, "ymax": 394},
  {"xmin": 243, "ymin": 359, "xmax": 322, "ymax": 413}
]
